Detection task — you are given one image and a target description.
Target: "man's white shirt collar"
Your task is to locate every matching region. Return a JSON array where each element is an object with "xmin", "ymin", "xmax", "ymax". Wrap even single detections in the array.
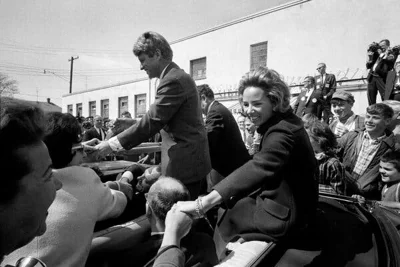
[
  {"xmin": 207, "ymin": 100, "xmax": 216, "ymax": 114},
  {"xmin": 160, "ymin": 63, "xmax": 172, "ymax": 79}
]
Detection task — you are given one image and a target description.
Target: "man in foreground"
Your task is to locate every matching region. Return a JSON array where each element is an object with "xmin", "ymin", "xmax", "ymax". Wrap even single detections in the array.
[{"xmin": 0, "ymin": 101, "xmax": 62, "ymax": 263}]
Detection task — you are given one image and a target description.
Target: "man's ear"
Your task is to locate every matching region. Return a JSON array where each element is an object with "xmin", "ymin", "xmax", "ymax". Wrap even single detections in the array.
[
  {"xmin": 154, "ymin": 49, "xmax": 162, "ymax": 60},
  {"xmin": 385, "ymin": 117, "xmax": 392, "ymax": 127}
]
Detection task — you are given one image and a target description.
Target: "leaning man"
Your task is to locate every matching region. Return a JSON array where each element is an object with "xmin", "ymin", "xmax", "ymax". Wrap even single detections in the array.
[{"xmin": 95, "ymin": 32, "xmax": 211, "ymax": 198}]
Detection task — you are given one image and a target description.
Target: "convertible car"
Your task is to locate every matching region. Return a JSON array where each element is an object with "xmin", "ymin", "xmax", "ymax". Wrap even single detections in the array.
[{"xmin": 88, "ymin": 190, "xmax": 400, "ymax": 267}]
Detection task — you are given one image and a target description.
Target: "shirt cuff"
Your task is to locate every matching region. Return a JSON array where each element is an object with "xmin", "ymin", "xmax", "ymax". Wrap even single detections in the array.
[{"xmin": 108, "ymin": 136, "xmax": 124, "ymax": 151}]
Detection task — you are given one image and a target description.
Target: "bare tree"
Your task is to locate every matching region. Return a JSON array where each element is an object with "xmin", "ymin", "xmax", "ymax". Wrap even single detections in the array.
[{"xmin": 0, "ymin": 73, "xmax": 19, "ymax": 97}]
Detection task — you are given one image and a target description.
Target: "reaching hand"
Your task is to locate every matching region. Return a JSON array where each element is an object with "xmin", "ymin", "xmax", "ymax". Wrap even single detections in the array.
[
  {"xmin": 352, "ymin": 194, "xmax": 365, "ymax": 205},
  {"xmin": 165, "ymin": 204, "xmax": 193, "ymax": 240},
  {"xmin": 176, "ymin": 200, "xmax": 200, "ymax": 219},
  {"xmin": 94, "ymin": 141, "xmax": 113, "ymax": 159},
  {"xmin": 82, "ymin": 138, "xmax": 101, "ymax": 146}
]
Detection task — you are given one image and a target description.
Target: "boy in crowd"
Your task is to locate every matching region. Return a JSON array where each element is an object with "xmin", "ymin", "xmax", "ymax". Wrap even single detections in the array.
[
  {"xmin": 338, "ymin": 103, "xmax": 396, "ymax": 199},
  {"xmin": 353, "ymin": 150, "xmax": 400, "ymax": 209}
]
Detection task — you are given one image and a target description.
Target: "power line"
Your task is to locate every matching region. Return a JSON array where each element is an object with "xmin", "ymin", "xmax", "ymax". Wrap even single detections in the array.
[
  {"xmin": 14, "ymin": 93, "xmax": 62, "ymax": 99},
  {"xmin": 0, "ymin": 62, "xmax": 141, "ymax": 75},
  {"xmin": 0, "ymin": 40, "xmax": 132, "ymax": 55}
]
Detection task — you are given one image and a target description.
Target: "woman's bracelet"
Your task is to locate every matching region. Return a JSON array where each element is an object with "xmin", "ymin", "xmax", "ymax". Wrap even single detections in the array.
[
  {"xmin": 196, "ymin": 197, "xmax": 214, "ymax": 232},
  {"xmin": 195, "ymin": 197, "xmax": 204, "ymax": 218}
]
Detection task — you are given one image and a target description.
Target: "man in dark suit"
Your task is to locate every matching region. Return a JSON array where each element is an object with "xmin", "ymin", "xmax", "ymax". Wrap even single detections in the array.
[
  {"xmin": 198, "ymin": 84, "xmax": 250, "ymax": 186},
  {"xmin": 316, "ymin": 63, "xmax": 337, "ymax": 123},
  {"xmin": 83, "ymin": 115, "xmax": 106, "ymax": 141},
  {"xmin": 95, "ymin": 32, "xmax": 211, "ymax": 199},
  {"xmin": 384, "ymin": 61, "xmax": 400, "ymax": 101},
  {"xmin": 293, "ymin": 76, "xmax": 323, "ymax": 119},
  {"xmin": 366, "ymin": 39, "xmax": 399, "ymax": 104}
]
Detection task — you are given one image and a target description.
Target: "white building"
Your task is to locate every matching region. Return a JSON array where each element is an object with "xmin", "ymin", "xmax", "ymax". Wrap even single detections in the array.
[{"xmin": 62, "ymin": 0, "xmax": 400, "ymax": 119}]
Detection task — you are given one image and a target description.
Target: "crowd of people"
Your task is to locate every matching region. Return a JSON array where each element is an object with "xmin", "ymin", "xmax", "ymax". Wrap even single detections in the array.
[{"xmin": 1, "ymin": 31, "xmax": 399, "ymax": 267}]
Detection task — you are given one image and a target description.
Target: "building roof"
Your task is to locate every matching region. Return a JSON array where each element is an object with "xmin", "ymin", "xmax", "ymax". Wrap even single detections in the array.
[{"xmin": 0, "ymin": 97, "xmax": 62, "ymax": 113}]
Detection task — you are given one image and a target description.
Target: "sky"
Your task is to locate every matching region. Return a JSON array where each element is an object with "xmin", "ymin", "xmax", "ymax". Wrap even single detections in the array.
[{"xmin": 0, "ymin": 0, "xmax": 290, "ymax": 106}]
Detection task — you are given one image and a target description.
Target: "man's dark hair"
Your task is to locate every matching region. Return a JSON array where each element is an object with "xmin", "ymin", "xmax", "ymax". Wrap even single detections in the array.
[
  {"xmin": 379, "ymin": 39, "xmax": 390, "ymax": 46},
  {"xmin": 0, "ymin": 100, "xmax": 45, "ymax": 203},
  {"xmin": 381, "ymin": 150, "xmax": 400, "ymax": 172},
  {"xmin": 147, "ymin": 177, "xmax": 190, "ymax": 222},
  {"xmin": 43, "ymin": 112, "xmax": 82, "ymax": 169},
  {"xmin": 133, "ymin": 31, "xmax": 173, "ymax": 61},
  {"xmin": 121, "ymin": 111, "xmax": 132, "ymax": 118},
  {"xmin": 366, "ymin": 103, "xmax": 394, "ymax": 120},
  {"xmin": 197, "ymin": 84, "xmax": 215, "ymax": 99}
]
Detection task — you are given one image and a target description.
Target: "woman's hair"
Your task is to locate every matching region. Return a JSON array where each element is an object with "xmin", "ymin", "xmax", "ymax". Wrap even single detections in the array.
[
  {"xmin": 381, "ymin": 150, "xmax": 400, "ymax": 172},
  {"xmin": 307, "ymin": 121, "xmax": 337, "ymax": 154},
  {"xmin": 43, "ymin": 112, "xmax": 82, "ymax": 169},
  {"xmin": 238, "ymin": 67, "xmax": 290, "ymax": 113},
  {"xmin": 133, "ymin": 31, "xmax": 173, "ymax": 61},
  {"xmin": 302, "ymin": 113, "xmax": 320, "ymax": 129}
]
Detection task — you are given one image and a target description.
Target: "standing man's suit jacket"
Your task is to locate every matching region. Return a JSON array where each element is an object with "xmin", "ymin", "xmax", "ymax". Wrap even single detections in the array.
[
  {"xmin": 318, "ymin": 73, "xmax": 337, "ymax": 101},
  {"xmin": 83, "ymin": 127, "xmax": 105, "ymax": 141},
  {"xmin": 205, "ymin": 101, "xmax": 251, "ymax": 178},
  {"xmin": 293, "ymin": 88, "xmax": 323, "ymax": 119},
  {"xmin": 384, "ymin": 70, "xmax": 399, "ymax": 100},
  {"xmin": 117, "ymin": 62, "xmax": 211, "ymax": 184}
]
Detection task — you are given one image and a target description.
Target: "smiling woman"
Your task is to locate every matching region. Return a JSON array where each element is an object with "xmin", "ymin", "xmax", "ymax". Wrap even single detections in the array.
[{"xmin": 177, "ymin": 67, "xmax": 318, "ymax": 243}]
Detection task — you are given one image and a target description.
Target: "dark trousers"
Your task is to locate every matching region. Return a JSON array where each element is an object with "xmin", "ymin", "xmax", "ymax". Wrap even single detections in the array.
[{"xmin": 367, "ymin": 76, "xmax": 385, "ymax": 105}]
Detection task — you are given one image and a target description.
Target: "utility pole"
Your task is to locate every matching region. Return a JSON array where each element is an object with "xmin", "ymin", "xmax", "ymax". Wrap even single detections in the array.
[{"xmin": 68, "ymin": 56, "xmax": 79, "ymax": 94}]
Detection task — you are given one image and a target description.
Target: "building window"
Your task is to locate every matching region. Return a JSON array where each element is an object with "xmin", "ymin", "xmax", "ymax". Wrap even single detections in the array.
[
  {"xmin": 101, "ymin": 99, "xmax": 109, "ymax": 119},
  {"xmin": 89, "ymin": 101, "xmax": 96, "ymax": 117},
  {"xmin": 250, "ymin": 41, "xmax": 268, "ymax": 71},
  {"xmin": 118, "ymin": 96, "xmax": 128, "ymax": 118},
  {"xmin": 135, "ymin": 94, "xmax": 147, "ymax": 118},
  {"xmin": 76, "ymin": 103, "xmax": 82, "ymax": 117},
  {"xmin": 67, "ymin": 104, "xmax": 73, "ymax": 114},
  {"xmin": 190, "ymin": 57, "xmax": 206, "ymax": 80}
]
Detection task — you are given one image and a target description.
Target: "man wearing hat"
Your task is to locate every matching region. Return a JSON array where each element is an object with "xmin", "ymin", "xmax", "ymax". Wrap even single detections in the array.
[{"xmin": 329, "ymin": 91, "xmax": 365, "ymax": 138}]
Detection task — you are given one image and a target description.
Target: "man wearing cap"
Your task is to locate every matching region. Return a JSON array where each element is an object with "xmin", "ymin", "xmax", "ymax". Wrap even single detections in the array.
[
  {"xmin": 329, "ymin": 91, "xmax": 365, "ymax": 138},
  {"xmin": 316, "ymin": 63, "xmax": 337, "ymax": 123}
]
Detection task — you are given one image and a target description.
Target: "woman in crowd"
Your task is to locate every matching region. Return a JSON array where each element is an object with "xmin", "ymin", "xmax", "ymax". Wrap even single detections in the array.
[
  {"xmin": 178, "ymin": 67, "xmax": 318, "ymax": 243},
  {"xmin": 3, "ymin": 112, "xmax": 131, "ymax": 267},
  {"xmin": 306, "ymin": 120, "xmax": 346, "ymax": 195}
]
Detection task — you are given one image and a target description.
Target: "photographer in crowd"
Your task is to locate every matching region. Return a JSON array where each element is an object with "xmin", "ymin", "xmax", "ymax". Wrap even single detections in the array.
[{"xmin": 366, "ymin": 39, "xmax": 399, "ymax": 105}]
